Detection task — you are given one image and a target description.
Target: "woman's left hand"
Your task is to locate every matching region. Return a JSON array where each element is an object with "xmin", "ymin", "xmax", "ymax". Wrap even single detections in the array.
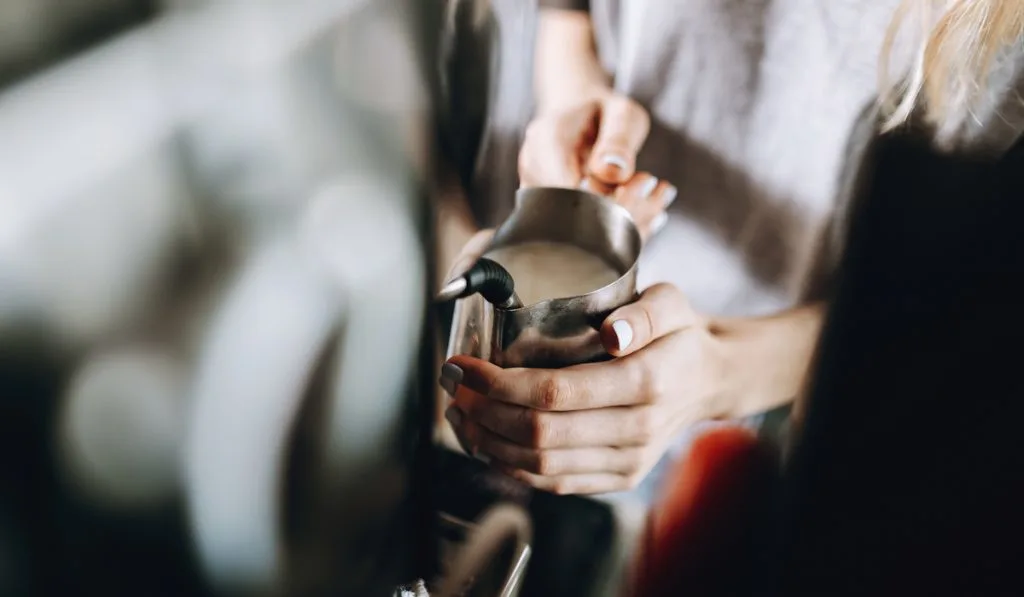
[{"xmin": 439, "ymin": 283, "xmax": 734, "ymax": 495}]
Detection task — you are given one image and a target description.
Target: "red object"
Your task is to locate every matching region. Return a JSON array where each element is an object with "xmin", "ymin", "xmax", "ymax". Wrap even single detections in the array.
[{"xmin": 631, "ymin": 427, "xmax": 773, "ymax": 597}]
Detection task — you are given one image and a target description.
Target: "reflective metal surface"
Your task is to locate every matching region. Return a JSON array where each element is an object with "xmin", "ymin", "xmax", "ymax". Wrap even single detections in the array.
[{"xmin": 447, "ymin": 187, "xmax": 643, "ymax": 369}]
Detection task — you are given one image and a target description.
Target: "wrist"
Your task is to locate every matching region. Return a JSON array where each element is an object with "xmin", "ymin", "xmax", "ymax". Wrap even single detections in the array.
[
  {"xmin": 536, "ymin": 83, "xmax": 613, "ymax": 116},
  {"xmin": 696, "ymin": 320, "xmax": 741, "ymax": 422},
  {"xmin": 705, "ymin": 303, "xmax": 826, "ymax": 420},
  {"xmin": 534, "ymin": 9, "xmax": 611, "ymax": 116}
]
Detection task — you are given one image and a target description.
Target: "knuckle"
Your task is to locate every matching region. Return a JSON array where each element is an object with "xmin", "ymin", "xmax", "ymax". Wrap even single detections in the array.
[
  {"xmin": 639, "ymin": 302, "xmax": 658, "ymax": 340},
  {"xmin": 622, "ymin": 449, "xmax": 644, "ymax": 474},
  {"xmin": 626, "ymin": 359, "xmax": 658, "ymax": 404},
  {"xmin": 532, "ymin": 450, "xmax": 556, "ymax": 476},
  {"xmin": 536, "ymin": 374, "xmax": 571, "ymax": 410},
  {"xmin": 656, "ymin": 283, "xmax": 692, "ymax": 312},
  {"xmin": 550, "ymin": 479, "xmax": 573, "ymax": 495},
  {"xmin": 527, "ymin": 411, "xmax": 553, "ymax": 447}
]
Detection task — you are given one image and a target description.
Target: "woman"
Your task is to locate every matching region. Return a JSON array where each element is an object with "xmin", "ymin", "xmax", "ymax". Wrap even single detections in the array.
[{"xmin": 438, "ymin": 0, "xmax": 1024, "ymax": 497}]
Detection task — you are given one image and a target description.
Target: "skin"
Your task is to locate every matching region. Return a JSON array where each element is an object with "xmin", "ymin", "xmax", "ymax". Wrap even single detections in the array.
[{"xmin": 438, "ymin": 8, "xmax": 826, "ymax": 494}]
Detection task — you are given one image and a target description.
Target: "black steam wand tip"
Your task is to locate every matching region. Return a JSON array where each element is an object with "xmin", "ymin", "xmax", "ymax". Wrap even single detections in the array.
[{"xmin": 436, "ymin": 257, "xmax": 522, "ymax": 309}]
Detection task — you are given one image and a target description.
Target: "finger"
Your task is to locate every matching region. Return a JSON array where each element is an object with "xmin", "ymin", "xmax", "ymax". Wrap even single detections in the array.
[
  {"xmin": 578, "ymin": 175, "xmax": 616, "ymax": 197},
  {"xmin": 443, "ymin": 405, "xmax": 477, "ymax": 458},
  {"xmin": 459, "ymin": 397, "xmax": 656, "ymax": 449},
  {"xmin": 614, "ymin": 177, "xmax": 677, "ymax": 240},
  {"xmin": 443, "ymin": 229, "xmax": 496, "ymax": 282},
  {"xmin": 600, "ymin": 283, "xmax": 699, "ymax": 357},
  {"xmin": 642, "ymin": 183, "xmax": 676, "ymax": 240},
  {"xmin": 611, "ymin": 172, "xmax": 659, "ymax": 212},
  {"xmin": 497, "ymin": 467, "xmax": 638, "ymax": 496},
  {"xmin": 445, "ymin": 354, "xmax": 649, "ymax": 410},
  {"xmin": 612, "ymin": 173, "xmax": 667, "ymax": 232},
  {"xmin": 587, "ymin": 96, "xmax": 650, "ymax": 185},
  {"xmin": 473, "ymin": 425, "xmax": 645, "ymax": 475}
]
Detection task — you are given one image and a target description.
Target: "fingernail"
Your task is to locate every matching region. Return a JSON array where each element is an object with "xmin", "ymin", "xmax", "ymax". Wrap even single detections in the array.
[
  {"xmin": 662, "ymin": 185, "xmax": 678, "ymax": 208},
  {"xmin": 579, "ymin": 178, "xmax": 591, "ymax": 192},
  {"xmin": 611, "ymin": 320, "xmax": 634, "ymax": 352},
  {"xmin": 474, "ymin": 452, "xmax": 491, "ymax": 465},
  {"xmin": 650, "ymin": 212, "xmax": 668, "ymax": 235},
  {"xmin": 444, "ymin": 406, "xmax": 463, "ymax": 428},
  {"xmin": 639, "ymin": 177, "xmax": 659, "ymax": 199},
  {"xmin": 602, "ymin": 154, "xmax": 628, "ymax": 171},
  {"xmin": 439, "ymin": 363, "xmax": 463, "ymax": 396}
]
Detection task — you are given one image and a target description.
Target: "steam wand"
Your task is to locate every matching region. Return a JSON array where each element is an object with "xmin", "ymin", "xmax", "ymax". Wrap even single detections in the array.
[{"xmin": 436, "ymin": 258, "xmax": 522, "ymax": 309}]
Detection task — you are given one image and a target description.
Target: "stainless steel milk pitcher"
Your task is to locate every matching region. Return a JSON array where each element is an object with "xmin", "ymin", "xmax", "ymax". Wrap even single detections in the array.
[{"xmin": 445, "ymin": 187, "xmax": 642, "ymax": 370}]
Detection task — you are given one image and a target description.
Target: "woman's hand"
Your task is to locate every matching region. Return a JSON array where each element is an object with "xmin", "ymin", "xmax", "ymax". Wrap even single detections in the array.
[
  {"xmin": 440, "ymin": 284, "xmax": 733, "ymax": 495},
  {"xmin": 518, "ymin": 94, "xmax": 677, "ymax": 239}
]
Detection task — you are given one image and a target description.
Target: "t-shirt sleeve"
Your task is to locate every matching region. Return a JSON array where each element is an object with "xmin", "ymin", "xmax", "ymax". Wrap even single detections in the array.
[{"xmin": 538, "ymin": 0, "xmax": 589, "ymax": 10}]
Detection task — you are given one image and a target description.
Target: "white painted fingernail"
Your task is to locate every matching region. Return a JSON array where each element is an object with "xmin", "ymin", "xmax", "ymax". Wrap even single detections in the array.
[
  {"xmin": 611, "ymin": 320, "xmax": 634, "ymax": 352},
  {"xmin": 602, "ymin": 154, "xmax": 628, "ymax": 171},
  {"xmin": 579, "ymin": 178, "xmax": 591, "ymax": 192},
  {"xmin": 640, "ymin": 177, "xmax": 659, "ymax": 199},
  {"xmin": 662, "ymin": 185, "xmax": 678, "ymax": 208},
  {"xmin": 650, "ymin": 212, "xmax": 668, "ymax": 235},
  {"xmin": 444, "ymin": 406, "xmax": 463, "ymax": 428},
  {"xmin": 474, "ymin": 452, "xmax": 491, "ymax": 464},
  {"xmin": 439, "ymin": 363, "xmax": 463, "ymax": 396}
]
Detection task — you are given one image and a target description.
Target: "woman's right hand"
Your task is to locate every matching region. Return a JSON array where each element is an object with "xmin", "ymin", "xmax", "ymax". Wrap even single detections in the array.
[{"xmin": 518, "ymin": 93, "xmax": 677, "ymax": 239}]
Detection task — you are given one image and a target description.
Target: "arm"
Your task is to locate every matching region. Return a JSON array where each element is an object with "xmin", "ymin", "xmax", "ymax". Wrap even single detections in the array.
[
  {"xmin": 437, "ymin": 4, "xmax": 606, "ymax": 277},
  {"xmin": 440, "ymin": 286, "xmax": 827, "ymax": 495},
  {"xmin": 533, "ymin": 3, "xmax": 610, "ymax": 115},
  {"xmin": 711, "ymin": 302, "xmax": 826, "ymax": 419}
]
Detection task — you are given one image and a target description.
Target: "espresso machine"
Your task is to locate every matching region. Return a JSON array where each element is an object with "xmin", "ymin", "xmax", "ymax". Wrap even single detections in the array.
[{"xmin": 0, "ymin": 0, "xmax": 441, "ymax": 594}]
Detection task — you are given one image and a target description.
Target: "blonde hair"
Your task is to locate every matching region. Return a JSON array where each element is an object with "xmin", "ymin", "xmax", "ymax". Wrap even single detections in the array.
[{"xmin": 880, "ymin": 0, "xmax": 1024, "ymax": 132}]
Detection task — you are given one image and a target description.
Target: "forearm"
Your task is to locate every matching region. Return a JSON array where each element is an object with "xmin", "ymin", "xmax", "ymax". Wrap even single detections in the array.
[
  {"xmin": 534, "ymin": 7, "xmax": 610, "ymax": 115},
  {"xmin": 711, "ymin": 302, "xmax": 827, "ymax": 419}
]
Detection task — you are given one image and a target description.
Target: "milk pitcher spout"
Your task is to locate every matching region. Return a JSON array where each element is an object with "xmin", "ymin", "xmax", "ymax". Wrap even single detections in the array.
[{"xmin": 444, "ymin": 188, "xmax": 643, "ymax": 370}]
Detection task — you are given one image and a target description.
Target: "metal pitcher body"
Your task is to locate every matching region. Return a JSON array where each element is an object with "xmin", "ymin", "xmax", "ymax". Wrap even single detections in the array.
[{"xmin": 447, "ymin": 188, "xmax": 642, "ymax": 370}]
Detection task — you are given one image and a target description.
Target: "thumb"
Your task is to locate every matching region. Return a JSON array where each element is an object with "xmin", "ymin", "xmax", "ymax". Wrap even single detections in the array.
[
  {"xmin": 587, "ymin": 96, "xmax": 650, "ymax": 186},
  {"xmin": 599, "ymin": 283, "xmax": 698, "ymax": 357}
]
